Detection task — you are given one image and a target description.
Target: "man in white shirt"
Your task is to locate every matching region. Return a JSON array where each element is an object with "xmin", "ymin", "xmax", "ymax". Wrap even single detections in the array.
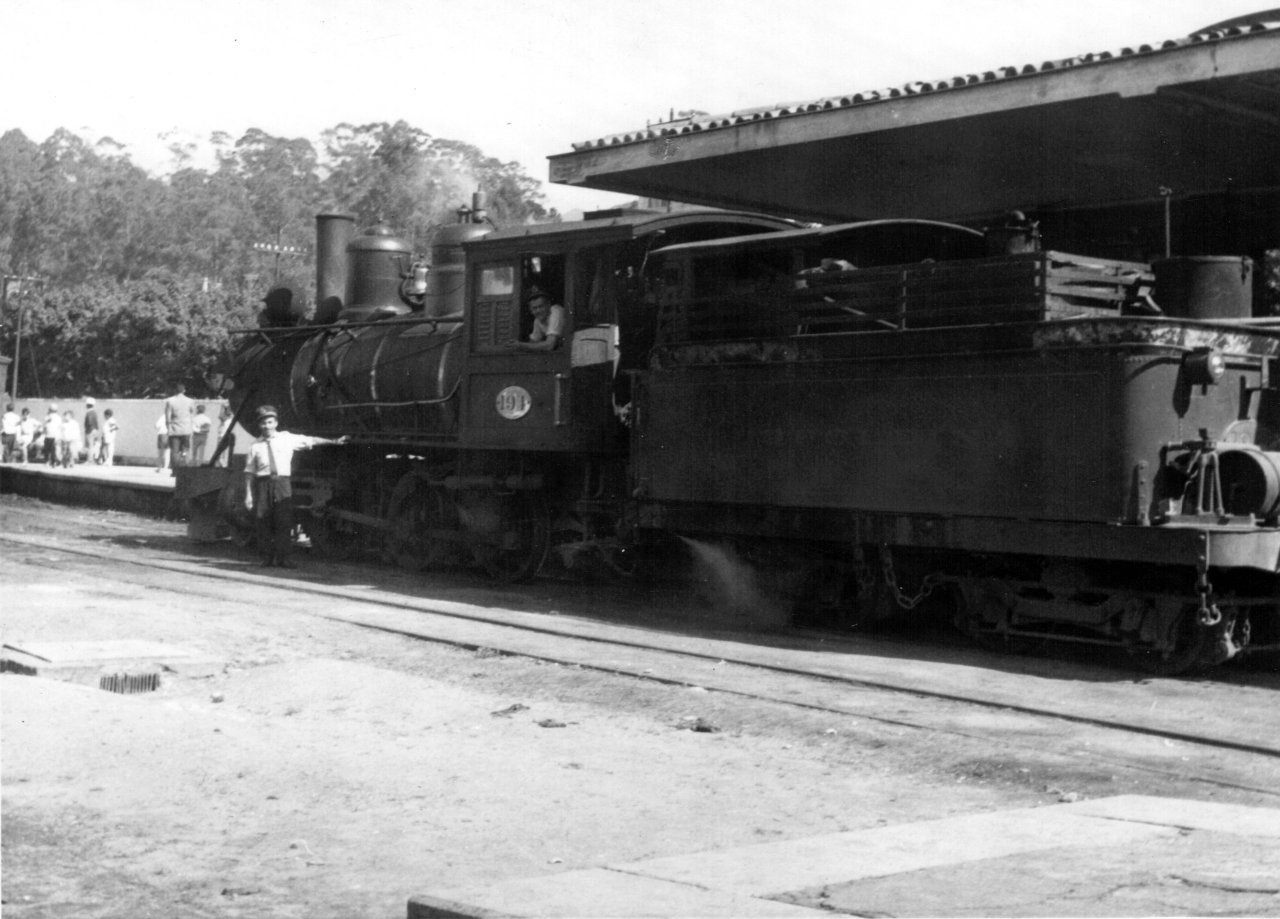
[
  {"xmin": 509, "ymin": 288, "xmax": 565, "ymax": 352},
  {"xmin": 164, "ymin": 382, "xmax": 196, "ymax": 469},
  {"xmin": 1, "ymin": 404, "xmax": 18, "ymax": 462},
  {"xmin": 242, "ymin": 405, "xmax": 345, "ymax": 568}
]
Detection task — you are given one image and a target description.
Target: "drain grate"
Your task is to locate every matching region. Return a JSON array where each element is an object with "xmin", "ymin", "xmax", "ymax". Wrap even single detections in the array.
[
  {"xmin": 2, "ymin": 640, "xmax": 218, "ymax": 689},
  {"xmin": 99, "ymin": 671, "xmax": 160, "ymax": 694}
]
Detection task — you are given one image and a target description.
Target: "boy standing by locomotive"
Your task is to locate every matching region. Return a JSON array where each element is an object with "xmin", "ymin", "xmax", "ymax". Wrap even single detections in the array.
[{"xmin": 242, "ymin": 405, "xmax": 345, "ymax": 568}]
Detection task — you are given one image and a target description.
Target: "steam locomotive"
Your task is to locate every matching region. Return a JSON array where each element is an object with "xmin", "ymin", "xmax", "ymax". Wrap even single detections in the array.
[{"xmin": 200, "ymin": 200, "xmax": 1279, "ymax": 673}]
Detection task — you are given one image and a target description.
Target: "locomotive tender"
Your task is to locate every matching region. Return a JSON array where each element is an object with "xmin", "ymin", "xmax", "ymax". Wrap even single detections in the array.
[{"xmin": 220, "ymin": 204, "xmax": 1279, "ymax": 673}]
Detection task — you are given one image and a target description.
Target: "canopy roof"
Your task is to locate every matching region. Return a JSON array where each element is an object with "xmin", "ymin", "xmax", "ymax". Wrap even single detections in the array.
[{"xmin": 548, "ymin": 16, "xmax": 1280, "ymax": 230}]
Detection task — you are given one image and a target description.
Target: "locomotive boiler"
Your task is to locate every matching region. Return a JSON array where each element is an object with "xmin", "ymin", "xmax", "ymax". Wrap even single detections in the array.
[{"xmin": 204, "ymin": 203, "xmax": 1280, "ymax": 674}]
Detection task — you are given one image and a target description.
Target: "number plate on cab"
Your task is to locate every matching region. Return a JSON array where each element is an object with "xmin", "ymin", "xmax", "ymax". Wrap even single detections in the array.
[{"xmin": 495, "ymin": 385, "xmax": 532, "ymax": 420}]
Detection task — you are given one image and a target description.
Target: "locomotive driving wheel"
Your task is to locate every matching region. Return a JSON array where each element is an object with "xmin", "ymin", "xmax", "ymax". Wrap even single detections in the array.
[
  {"xmin": 387, "ymin": 480, "xmax": 452, "ymax": 572},
  {"xmin": 461, "ymin": 491, "xmax": 550, "ymax": 583},
  {"xmin": 303, "ymin": 506, "xmax": 359, "ymax": 560}
]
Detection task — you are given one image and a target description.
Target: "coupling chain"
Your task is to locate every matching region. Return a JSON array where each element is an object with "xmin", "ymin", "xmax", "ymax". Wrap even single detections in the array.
[{"xmin": 881, "ymin": 546, "xmax": 941, "ymax": 611}]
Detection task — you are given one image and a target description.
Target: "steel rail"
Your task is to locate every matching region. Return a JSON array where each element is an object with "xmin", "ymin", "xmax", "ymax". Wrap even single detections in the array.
[{"xmin": 1, "ymin": 524, "xmax": 1277, "ymax": 790}]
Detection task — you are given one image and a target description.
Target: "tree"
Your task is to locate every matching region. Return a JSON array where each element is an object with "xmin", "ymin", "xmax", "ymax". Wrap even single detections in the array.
[
  {"xmin": 426, "ymin": 137, "xmax": 552, "ymax": 225},
  {"xmin": 161, "ymin": 166, "xmax": 256, "ymax": 287},
  {"xmin": 224, "ymin": 128, "xmax": 322, "ymax": 259},
  {"xmin": 0, "ymin": 121, "xmax": 555, "ymax": 397},
  {"xmin": 0, "ymin": 129, "xmax": 43, "ymax": 276},
  {"xmin": 321, "ymin": 120, "xmax": 465, "ymax": 249},
  {"xmin": 320, "ymin": 121, "xmax": 553, "ymax": 249},
  {"xmin": 18, "ymin": 273, "xmax": 258, "ymax": 398}
]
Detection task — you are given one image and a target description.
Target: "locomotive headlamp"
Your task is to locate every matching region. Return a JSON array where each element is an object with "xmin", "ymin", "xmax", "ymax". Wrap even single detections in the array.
[
  {"xmin": 408, "ymin": 261, "xmax": 429, "ymax": 296},
  {"xmin": 1183, "ymin": 348, "xmax": 1226, "ymax": 385}
]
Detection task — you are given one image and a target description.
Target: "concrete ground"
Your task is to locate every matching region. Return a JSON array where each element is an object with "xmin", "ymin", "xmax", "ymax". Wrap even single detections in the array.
[{"xmin": 407, "ymin": 796, "xmax": 1280, "ymax": 917}]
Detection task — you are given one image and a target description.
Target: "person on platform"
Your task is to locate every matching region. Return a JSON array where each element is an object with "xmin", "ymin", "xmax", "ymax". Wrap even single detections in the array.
[
  {"xmin": 42, "ymin": 406, "xmax": 61, "ymax": 466},
  {"xmin": 83, "ymin": 397, "xmax": 101, "ymax": 464},
  {"xmin": 58, "ymin": 409, "xmax": 81, "ymax": 468},
  {"xmin": 192, "ymin": 404, "xmax": 213, "ymax": 465},
  {"xmin": 101, "ymin": 409, "xmax": 119, "ymax": 466},
  {"xmin": 15, "ymin": 408, "xmax": 37, "ymax": 463},
  {"xmin": 155, "ymin": 415, "xmax": 170, "ymax": 472},
  {"xmin": 164, "ymin": 382, "xmax": 196, "ymax": 470},
  {"xmin": 242, "ymin": 405, "xmax": 346, "ymax": 568},
  {"xmin": 507, "ymin": 287, "xmax": 565, "ymax": 352},
  {"xmin": 1, "ymin": 404, "xmax": 17, "ymax": 462}
]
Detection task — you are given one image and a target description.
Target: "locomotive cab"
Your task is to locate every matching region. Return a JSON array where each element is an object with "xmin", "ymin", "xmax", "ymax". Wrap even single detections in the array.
[
  {"xmin": 461, "ymin": 246, "xmax": 622, "ymax": 454},
  {"xmin": 456, "ymin": 211, "xmax": 798, "ymax": 455}
]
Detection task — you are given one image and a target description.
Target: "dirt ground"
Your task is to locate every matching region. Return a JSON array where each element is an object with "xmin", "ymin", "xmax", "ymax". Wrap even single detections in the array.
[{"xmin": 0, "ymin": 498, "xmax": 1270, "ymax": 918}]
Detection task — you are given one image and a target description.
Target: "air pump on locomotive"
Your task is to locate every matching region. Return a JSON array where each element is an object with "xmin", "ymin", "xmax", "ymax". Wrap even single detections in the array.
[{"xmin": 195, "ymin": 196, "xmax": 1280, "ymax": 674}]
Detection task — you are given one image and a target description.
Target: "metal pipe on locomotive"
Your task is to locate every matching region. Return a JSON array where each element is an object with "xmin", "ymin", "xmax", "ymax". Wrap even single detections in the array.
[{"xmin": 186, "ymin": 198, "xmax": 1280, "ymax": 674}]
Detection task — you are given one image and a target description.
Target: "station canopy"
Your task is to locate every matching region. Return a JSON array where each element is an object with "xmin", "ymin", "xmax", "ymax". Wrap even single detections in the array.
[{"xmin": 548, "ymin": 14, "xmax": 1280, "ymax": 231}]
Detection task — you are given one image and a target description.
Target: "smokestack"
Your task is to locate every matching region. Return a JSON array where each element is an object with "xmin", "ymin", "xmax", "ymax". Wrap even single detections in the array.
[{"xmin": 314, "ymin": 213, "xmax": 356, "ymax": 324}]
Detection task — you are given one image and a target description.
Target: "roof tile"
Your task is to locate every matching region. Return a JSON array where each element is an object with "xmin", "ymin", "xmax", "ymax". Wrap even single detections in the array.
[{"xmin": 570, "ymin": 18, "xmax": 1280, "ymax": 152}]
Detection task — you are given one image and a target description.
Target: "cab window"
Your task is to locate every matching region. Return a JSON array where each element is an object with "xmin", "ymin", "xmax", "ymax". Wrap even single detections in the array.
[
  {"xmin": 471, "ymin": 262, "xmax": 516, "ymax": 351},
  {"xmin": 516, "ymin": 254, "xmax": 567, "ymax": 342}
]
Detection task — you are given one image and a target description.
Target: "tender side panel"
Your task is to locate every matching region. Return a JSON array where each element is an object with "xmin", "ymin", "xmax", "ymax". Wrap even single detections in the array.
[{"xmin": 633, "ymin": 342, "xmax": 1255, "ymax": 525}]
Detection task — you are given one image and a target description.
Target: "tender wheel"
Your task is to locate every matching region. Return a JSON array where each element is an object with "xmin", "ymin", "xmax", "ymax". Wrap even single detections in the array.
[
  {"xmin": 953, "ymin": 578, "xmax": 1013, "ymax": 652},
  {"xmin": 1129, "ymin": 607, "xmax": 1211, "ymax": 676},
  {"xmin": 792, "ymin": 561, "xmax": 867, "ymax": 630},
  {"xmin": 464, "ymin": 492, "xmax": 550, "ymax": 583}
]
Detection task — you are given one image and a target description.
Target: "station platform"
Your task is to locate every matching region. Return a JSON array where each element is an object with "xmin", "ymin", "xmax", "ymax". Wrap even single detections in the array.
[
  {"xmin": 0, "ymin": 459, "xmax": 182, "ymax": 518},
  {"xmin": 407, "ymin": 795, "xmax": 1280, "ymax": 917}
]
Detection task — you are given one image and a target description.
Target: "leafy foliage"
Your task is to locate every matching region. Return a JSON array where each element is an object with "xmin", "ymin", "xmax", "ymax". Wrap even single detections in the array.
[
  {"xmin": 17, "ymin": 273, "xmax": 259, "ymax": 398},
  {"xmin": 0, "ymin": 122, "xmax": 554, "ymax": 398}
]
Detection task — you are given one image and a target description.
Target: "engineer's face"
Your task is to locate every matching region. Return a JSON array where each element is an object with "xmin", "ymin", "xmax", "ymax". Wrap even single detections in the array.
[{"xmin": 259, "ymin": 416, "xmax": 278, "ymax": 438}]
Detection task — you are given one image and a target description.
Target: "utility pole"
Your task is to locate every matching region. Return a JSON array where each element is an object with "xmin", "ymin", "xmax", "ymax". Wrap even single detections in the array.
[
  {"xmin": 251, "ymin": 226, "xmax": 308, "ymax": 286},
  {"xmin": 2, "ymin": 273, "xmax": 45, "ymax": 400}
]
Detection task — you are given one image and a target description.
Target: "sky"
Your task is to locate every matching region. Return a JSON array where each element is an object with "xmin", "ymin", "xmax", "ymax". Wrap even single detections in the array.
[{"xmin": 4, "ymin": 0, "xmax": 1270, "ymax": 216}]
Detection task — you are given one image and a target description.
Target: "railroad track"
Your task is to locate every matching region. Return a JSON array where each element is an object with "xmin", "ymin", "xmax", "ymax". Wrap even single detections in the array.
[{"xmin": 4, "ymin": 500, "xmax": 1280, "ymax": 804}]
